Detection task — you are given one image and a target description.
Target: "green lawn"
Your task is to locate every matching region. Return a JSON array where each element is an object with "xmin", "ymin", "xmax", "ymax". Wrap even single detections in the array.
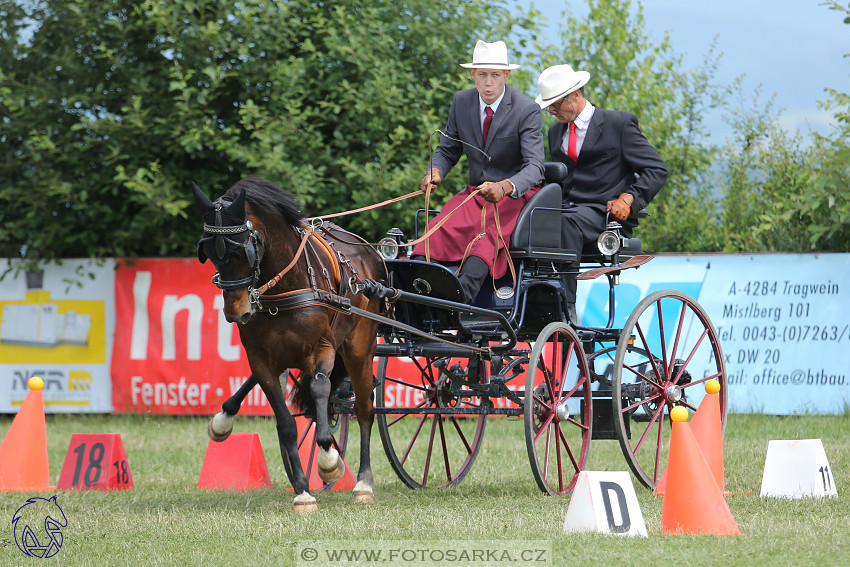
[{"xmin": 0, "ymin": 413, "xmax": 848, "ymax": 566}]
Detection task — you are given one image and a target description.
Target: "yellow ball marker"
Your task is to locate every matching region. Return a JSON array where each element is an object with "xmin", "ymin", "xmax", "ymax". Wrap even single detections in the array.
[
  {"xmin": 28, "ymin": 376, "xmax": 45, "ymax": 391},
  {"xmin": 670, "ymin": 405, "xmax": 689, "ymax": 423},
  {"xmin": 705, "ymin": 379, "xmax": 721, "ymax": 394}
]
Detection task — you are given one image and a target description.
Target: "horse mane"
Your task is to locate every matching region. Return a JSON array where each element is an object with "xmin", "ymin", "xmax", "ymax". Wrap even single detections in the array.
[{"xmin": 224, "ymin": 177, "xmax": 306, "ymax": 227}]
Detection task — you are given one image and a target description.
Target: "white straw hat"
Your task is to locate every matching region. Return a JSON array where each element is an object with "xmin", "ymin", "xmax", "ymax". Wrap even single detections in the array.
[
  {"xmin": 460, "ymin": 40, "xmax": 521, "ymax": 70},
  {"xmin": 534, "ymin": 64, "xmax": 591, "ymax": 108}
]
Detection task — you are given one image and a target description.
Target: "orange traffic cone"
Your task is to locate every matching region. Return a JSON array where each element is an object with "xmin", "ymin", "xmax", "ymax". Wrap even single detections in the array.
[
  {"xmin": 0, "ymin": 377, "xmax": 55, "ymax": 492},
  {"xmin": 660, "ymin": 406, "xmax": 742, "ymax": 536},
  {"xmin": 197, "ymin": 433, "xmax": 272, "ymax": 490},
  {"xmin": 294, "ymin": 416, "xmax": 357, "ymax": 492},
  {"xmin": 655, "ymin": 379, "xmax": 726, "ymax": 496}
]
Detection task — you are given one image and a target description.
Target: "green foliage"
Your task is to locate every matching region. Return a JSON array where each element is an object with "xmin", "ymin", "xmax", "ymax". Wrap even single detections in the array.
[
  {"xmin": 0, "ymin": 0, "xmax": 529, "ymax": 264},
  {"xmin": 723, "ymin": 0, "xmax": 850, "ymax": 252},
  {"xmin": 2, "ymin": 0, "xmax": 849, "ymax": 262},
  {"xmin": 717, "ymin": 85, "xmax": 814, "ymax": 251}
]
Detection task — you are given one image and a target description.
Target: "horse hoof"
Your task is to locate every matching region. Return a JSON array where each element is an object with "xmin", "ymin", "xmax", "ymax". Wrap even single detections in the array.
[
  {"xmin": 318, "ymin": 458, "xmax": 345, "ymax": 484},
  {"xmin": 317, "ymin": 448, "xmax": 344, "ymax": 483},
  {"xmin": 293, "ymin": 493, "xmax": 318, "ymax": 513},
  {"xmin": 352, "ymin": 481, "xmax": 374, "ymax": 503},
  {"xmin": 353, "ymin": 490, "xmax": 374, "ymax": 503},
  {"xmin": 208, "ymin": 412, "xmax": 234, "ymax": 442}
]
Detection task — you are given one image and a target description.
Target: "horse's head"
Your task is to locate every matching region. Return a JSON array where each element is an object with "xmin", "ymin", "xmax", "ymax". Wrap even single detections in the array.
[{"xmin": 193, "ymin": 182, "xmax": 265, "ymax": 324}]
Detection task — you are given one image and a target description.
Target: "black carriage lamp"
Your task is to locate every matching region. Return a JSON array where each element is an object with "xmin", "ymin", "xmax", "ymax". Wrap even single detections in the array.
[{"xmin": 377, "ymin": 227, "xmax": 405, "ymax": 260}]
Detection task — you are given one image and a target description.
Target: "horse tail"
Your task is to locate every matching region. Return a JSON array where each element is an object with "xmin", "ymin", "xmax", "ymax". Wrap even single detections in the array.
[{"xmin": 288, "ymin": 357, "xmax": 348, "ymax": 420}]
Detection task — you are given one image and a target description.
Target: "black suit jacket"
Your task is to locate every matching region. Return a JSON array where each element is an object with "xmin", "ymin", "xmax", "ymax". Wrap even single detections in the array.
[
  {"xmin": 430, "ymin": 85, "xmax": 544, "ymax": 197},
  {"xmin": 547, "ymin": 106, "xmax": 667, "ymax": 217}
]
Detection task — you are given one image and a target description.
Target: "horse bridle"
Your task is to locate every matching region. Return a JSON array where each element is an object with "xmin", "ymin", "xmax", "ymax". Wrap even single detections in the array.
[{"xmin": 200, "ymin": 199, "xmax": 265, "ymax": 291}]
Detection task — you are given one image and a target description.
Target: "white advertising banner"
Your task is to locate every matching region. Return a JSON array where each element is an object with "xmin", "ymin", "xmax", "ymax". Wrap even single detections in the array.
[
  {"xmin": 577, "ymin": 253, "xmax": 850, "ymax": 415},
  {"xmin": 0, "ymin": 260, "xmax": 115, "ymax": 413}
]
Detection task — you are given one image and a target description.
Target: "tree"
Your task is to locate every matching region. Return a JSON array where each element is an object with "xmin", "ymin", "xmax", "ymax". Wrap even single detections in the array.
[
  {"xmin": 721, "ymin": 0, "xmax": 850, "ymax": 252},
  {"xmin": 0, "ymin": 0, "xmax": 531, "ymax": 265}
]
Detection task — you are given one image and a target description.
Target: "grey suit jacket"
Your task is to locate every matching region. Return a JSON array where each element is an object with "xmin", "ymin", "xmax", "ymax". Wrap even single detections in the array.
[
  {"xmin": 429, "ymin": 85, "xmax": 544, "ymax": 197},
  {"xmin": 548, "ymin": 106, "xmax": 667, "ymax": 214}
]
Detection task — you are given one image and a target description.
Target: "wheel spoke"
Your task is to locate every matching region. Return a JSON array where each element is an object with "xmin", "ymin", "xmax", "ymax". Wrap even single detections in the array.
[
  {"xmin": 554, "ymin": 423, "xmax": 564, "ymax": 492},
  {"xmin": 387, "ymin": 399, "xmax": 427, "ymax": 428},
  {"xmin": 533, "ymin": 412, "xmax": 556, "ymax": 443},
  {"xmin": 400, "ymin": 414, "xmax": 428, "ymax": 466},
  {"xmin": 652, "ymin": 410, "xmax": 665, "ymax": 482},
  {"xmin": 557, "ymin": 424, "xmax": 579, "ymax": 472},
  {"xmin": 448, "ymin": 416, "xmax": 473, "ymax": 454},
  {"xmin": 421, "ymin": 416, "xmax": 438, "ymax": 486},
  {"xmin": 632, "ymin": 401, "xmax": 665, "ymax": 455},
  {"xmin": 384, "ymin": 375, "xmax": 429, "ymax": 392},
  {"xmin": 667, "ymin": 302, "xmax": 687, "ymax": 378},
  {"xmin": 438, "ymin": 417, "xmax": 453, "ymax": 483},
  {"xmin": 635, "ymin": 321, "xmax": 665, "ymax": 386},
  {"xmin": 672, "ymin": 328, "xmax": 709, "ymax": 384},
  {"xmin": 657, "ymin": 299, "xmax": 669, "ymax": 373}
]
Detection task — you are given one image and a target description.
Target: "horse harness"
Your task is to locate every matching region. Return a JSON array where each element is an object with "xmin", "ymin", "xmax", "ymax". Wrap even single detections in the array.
[{"xmin": 202, "ymin": 210, "xmax": 488, "ymax": 353}]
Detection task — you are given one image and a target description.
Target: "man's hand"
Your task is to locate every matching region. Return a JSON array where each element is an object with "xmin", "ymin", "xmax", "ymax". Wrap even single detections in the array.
[
  {"xmin": 420, "ymin": 168, "xmax": 442, "ymax": 191},
  {"xmin": 607, "ymin": 193, "xmax": 634, "ymax": 222},
  {"xmin": 477, "ymin": 179, "xmax": 513, "ymax": 203}
]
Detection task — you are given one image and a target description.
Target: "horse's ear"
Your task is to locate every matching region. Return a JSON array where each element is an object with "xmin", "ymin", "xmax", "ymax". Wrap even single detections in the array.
[
  {"xmin": 227, "ymin": 187, "xmax": 247, "ymax": 222},
  {"xmin": 192, "ymin": 182, "xmax": 214, "ymax": 215}
]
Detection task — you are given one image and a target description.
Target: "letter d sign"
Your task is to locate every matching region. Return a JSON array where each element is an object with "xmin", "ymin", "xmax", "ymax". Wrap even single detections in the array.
[{"xmin": 563, "ymin": 471, "xmax": 647, "ymax": 537}]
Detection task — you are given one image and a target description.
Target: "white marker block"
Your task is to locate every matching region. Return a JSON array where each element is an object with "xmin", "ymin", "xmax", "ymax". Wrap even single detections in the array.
[
  {"xmin": 563, "ymin": 471, "xmax": 647, "ymax": 537},
  {"xmin": 760, "ymin": 439, "xmax": 838, "ymax": 498}
]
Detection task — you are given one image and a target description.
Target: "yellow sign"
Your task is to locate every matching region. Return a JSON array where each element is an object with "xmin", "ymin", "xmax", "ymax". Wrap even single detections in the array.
[{"xmin": 0, "ymin": 291, "xmax": 106, "ymax": 364}]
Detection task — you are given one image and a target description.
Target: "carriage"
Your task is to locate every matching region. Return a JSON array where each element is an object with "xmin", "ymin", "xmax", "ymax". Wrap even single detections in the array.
[{"xmin": 193, "ymin": 163, "xmax": 727, "ymax": 507}]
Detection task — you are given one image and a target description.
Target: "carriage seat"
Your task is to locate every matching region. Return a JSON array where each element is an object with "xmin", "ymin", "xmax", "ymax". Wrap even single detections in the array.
[
  {"xmin": 510, "ymin": 161, "xmax": 647, "ymax": 264},
  {"xmin": 509, "ymin": 162, "xmax": 573, "ymax": 262}
]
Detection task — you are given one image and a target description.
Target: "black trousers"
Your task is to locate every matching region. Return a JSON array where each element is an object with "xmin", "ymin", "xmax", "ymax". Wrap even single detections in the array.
[
  {"xmin": 561, "ymin": 203, "xmax": 633, "ymax": 303},
  {"xmin": 410, "ymin": 255, "xmax": 490, "ymax": 303}
]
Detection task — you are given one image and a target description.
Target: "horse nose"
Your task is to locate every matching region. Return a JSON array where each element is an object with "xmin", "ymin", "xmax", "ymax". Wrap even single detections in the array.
[{"xmin": 237, "ymin": 311, "xmax": 253, "ymax": 325}]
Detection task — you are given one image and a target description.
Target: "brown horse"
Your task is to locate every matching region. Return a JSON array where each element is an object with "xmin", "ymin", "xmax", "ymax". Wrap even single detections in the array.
[{"xmin": 192, "ymin": 177, "xmax": 383, "ymax": 512}]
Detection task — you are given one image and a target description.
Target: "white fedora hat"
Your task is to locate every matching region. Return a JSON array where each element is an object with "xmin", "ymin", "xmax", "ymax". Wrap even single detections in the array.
[
  {"xmin": 460, "ymin": 40, "xmax": 521, "ymax": 70},
  {"xmin": 534, "ymin": 64, "xmax": 591, "ymax": 108}
]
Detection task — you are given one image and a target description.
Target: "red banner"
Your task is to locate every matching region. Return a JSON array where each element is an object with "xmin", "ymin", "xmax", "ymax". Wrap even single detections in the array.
[
  {"xmin": 110, "ymin": 259, "xmax": 532, "ymax": 416},
  {"xmin": 111, "ymin": 259, "xmax": 270, "ymax": 415}
]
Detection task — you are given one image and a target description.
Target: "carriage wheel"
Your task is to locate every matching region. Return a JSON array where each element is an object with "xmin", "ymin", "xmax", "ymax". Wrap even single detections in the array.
[
  {"xmin": 376, "ymin": 347, "xmax": 488, "ymax": 489},
  {"xmin": 612, "ymin": 290, "xmax": 727, "ymax": 489},
  {"xmin": 284, "ymin": 369, "xmax": 350, "ymax": 492},
  {"xmin": 524, "ymin": 322, "xmax": 592, "ymax": 495}
]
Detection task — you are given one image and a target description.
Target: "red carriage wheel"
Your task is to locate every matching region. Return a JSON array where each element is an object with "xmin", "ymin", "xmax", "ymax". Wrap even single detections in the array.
[
  {"xmin": 612, "ymin": 290, "xmax": 727, "ymax": 489},
  {"xmin": 375, "ymin": 342, "xmax": 488, "ymax": 489},
  {"xmin": 524, "ymin": 322, "xmax": 592, "ymax": 495}
]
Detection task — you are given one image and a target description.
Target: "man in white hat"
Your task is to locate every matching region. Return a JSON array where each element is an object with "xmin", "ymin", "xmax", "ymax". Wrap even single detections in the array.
[
  {"xmin": 411, "ymin": 40, "xmax": 544, "ymax": 303},
  {"xmin": 536, "ymin": 64, "xmax": 668, "ymax": 317}
]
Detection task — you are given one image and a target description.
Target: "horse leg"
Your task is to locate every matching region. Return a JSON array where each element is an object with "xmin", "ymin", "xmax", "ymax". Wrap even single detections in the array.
[
  {"xmin": 349, "ymin": 358, "xmax": 376, "ymax": 503},
  {"xmin": 264, "ymin": 381, "xmax": 316, "ymax": 512},
  {"xmin": 310, "ymin": 369, "xmax": 346, "ymax": 484},
  {"xmin": 208, "ymin": 374, "xmax": 258, "ymax": 441}
]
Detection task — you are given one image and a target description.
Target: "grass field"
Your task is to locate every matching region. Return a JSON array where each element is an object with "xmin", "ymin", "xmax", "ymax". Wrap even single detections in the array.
[{"xmin": 1, "ymin": 412, "xmax": 848, "ymax": 566}]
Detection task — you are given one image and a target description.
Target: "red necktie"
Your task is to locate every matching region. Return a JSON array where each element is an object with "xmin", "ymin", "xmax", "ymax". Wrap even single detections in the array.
[
  {"xmin": 567, "ymin": 121, "xmax": 578, "ymax": 162},
  {"xmin": 482, "ymin": 106, "xmax": 494, "ymax": 145}
]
